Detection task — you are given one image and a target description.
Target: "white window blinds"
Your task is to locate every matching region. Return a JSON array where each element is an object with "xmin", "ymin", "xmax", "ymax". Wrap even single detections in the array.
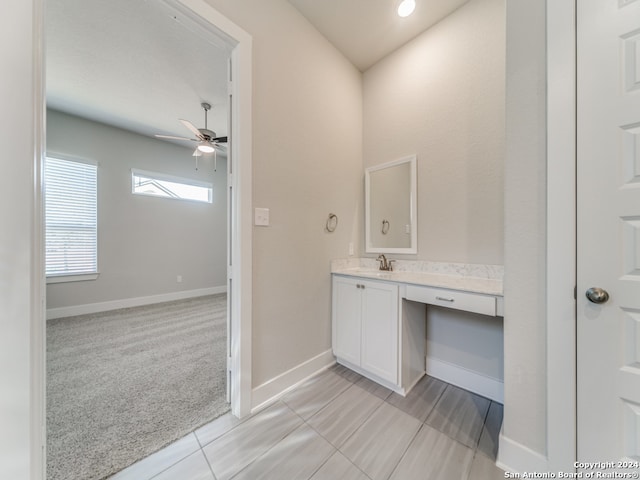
[{"xmin": 45, "ymin": 157, "xmax": 98, "ymax": 277}]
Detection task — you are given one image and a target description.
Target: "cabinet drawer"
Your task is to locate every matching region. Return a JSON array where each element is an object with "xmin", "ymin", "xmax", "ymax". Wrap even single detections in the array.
[{"xmin": 405, "ymin": 285, "xmax": 496, "ymax": 316}]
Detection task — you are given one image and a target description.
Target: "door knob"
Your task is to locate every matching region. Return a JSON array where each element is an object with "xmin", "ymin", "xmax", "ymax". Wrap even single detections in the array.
[{"xmin": 585, "ymin": 287, "xmax": 609, "ymax": 304}]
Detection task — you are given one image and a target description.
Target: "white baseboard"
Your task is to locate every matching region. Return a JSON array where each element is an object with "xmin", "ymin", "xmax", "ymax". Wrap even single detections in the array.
[
  {"xmin": 46, "ymin": 286, "xmax": 226, "ymax": 320},
  {"xmin": 497, "ymin": 427, "xmax": 549, "ymax": 474},
  {"xmin": 251, "ymin": 349, "xmax": 335, "ymax": 413},
  {"xmin": 426, "ymin": 356, "xmax": 504, "ymax": 403}
]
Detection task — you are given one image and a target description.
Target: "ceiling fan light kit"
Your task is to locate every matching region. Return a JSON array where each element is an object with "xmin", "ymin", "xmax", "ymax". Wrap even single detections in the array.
[
  {"xmin": 154, "ymin": 101, "xmax": 227, "ymax": 169},
  {"xmin": 197, "ymin": 142, "xmax": 215, "ymax": 153}
]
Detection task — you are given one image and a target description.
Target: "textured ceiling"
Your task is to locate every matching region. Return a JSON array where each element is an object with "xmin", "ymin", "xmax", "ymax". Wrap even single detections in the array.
[
  {"xmin": 287, "ymin": 0, "xmax": 470, "ymax": 71},
  {"xmin": 46, "ymin": 0, "xmax": 232, "ymax": 146}
]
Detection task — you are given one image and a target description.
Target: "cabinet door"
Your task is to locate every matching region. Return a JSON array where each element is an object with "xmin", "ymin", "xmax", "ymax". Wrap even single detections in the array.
[
  {"xmin": 332, "ymin": 276, "xmax": 361, "ymax": 366},
  {"xmin": 360, "ymin": 280, "xmax": 399, "ymax": 383}
]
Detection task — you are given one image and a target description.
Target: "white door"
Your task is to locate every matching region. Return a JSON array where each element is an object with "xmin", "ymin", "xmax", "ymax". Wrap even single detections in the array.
[
  {"xmin": 361, "ymin": 280, "xmax": 399, "ymax": 383},
  {"xmin": 577, "ymin": 0, "xmax": 640, "ymax": 463},
  {"xmin": 332, "ymin": 276, "xmax": 362, "ymax": 366}
]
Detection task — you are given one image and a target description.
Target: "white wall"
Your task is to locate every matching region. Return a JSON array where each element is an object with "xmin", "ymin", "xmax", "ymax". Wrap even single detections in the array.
[
  {"xmin": 0, "ymin": 1, "xmax": 44, "ymax": 478},
  {"xmin": 362, "ymin": 0, "xmax": 506, "ymax": 393},
  {"xmin": 201, "ymin": 0, "xmax": 364, "ymax": 389},
  {"xmin": 45, "ymin": 109, "xmax": 226, "ymax": 312},
  {"xmin": 502, "ymin": 0, "xmax": 548, "ymax": 462}
]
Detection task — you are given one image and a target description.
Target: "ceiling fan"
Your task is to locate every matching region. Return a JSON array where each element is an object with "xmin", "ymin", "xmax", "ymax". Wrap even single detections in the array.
[{"xmin": 155, "ymin": 102, "xmax": 227, "ymax": 169}]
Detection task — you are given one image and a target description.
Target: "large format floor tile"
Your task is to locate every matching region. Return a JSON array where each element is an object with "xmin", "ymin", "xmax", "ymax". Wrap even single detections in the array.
[
  {"xmin": 309, "ymin": 451, "xmax": 371, "ymax": 480},
  {"xmin": 330, "ymin": 363, "xmax": 365, "ymax": 383},
  {"xmin": 426, "ymin": 384, "xmax": 491, "ymax": 449},
  {"xmin": 389, "ymin": 424, "xmax": 474, "ymax": 480},
  {"xmin": 307, "ymin": 383, "xmax": 383, "ymax": 448},
  {"xmin": 152, "ymin": 450, "xmax": 214, "ymax": 480},
  {"xmin": 354, "ymin": 375, "xmax": 393, "ymax": 400},
  {"xmin": 477, "ymin": 402, "xmax": 503, "ymax": 460},
  {"xmin": 231, "ymin": 423, "xmax": 335, "ymax": 480},
  {"xmin": 109, "ymin": 433, "xmax": 201, "ymax": 480},
  {"xmin": 202, "ymin": 402, "xmax": 302, "ymax": 480},
  {"xmin": 195, "ymin": 412, "xmax": 243, "ymax": 447},
  {"xmin": 468, "ymin": 451, "xmax": 507, "ymax": 480},
  {"xmin": 109, "ymin": 366, "xmax": 505, "ymax": 480},
  {"xmin": 386, "ymin": 375, "xmax": 447, "ymax": 422},
  {"xmin": 281, "ymin": 370, "xmax": 352, "ymax": 420},
  {"xmin": 341, "ymin": 402, "xmax": 422, "ymax": 480}
]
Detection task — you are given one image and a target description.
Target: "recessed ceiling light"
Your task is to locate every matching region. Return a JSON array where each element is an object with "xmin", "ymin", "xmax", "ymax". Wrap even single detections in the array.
[{"xmin": 397, "ymin": 0, "xmax": 416, "ymax": 17}]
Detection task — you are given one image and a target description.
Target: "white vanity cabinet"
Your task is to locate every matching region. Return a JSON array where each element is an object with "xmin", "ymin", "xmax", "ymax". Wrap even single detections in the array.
[
  {"xmin": 332, "ymin": 275, "xmax": 399, "ymax": 385},
  {"xmin": 331, "ymin": 260, "xmax": 504, "ymax": 399}
]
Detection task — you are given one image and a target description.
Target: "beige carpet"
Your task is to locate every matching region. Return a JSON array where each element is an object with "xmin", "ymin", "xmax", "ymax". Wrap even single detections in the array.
[{"xmin": 46, "ymin": 294, "xmax": 229, "ymax": 480}]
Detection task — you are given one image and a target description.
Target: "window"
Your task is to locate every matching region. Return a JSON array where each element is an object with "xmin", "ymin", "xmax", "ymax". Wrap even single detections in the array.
[
  {"xmin": 45, "ymin": 156, "xmax": 98, "ymax": 281},
  {"xmin": 131, "ymin": 169, "xmax": 212, "ymax": 203}
]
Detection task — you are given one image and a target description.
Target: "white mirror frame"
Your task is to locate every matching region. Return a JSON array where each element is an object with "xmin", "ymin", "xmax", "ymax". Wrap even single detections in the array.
[{"xmin": 365, "ymin": 155, "xmax": 417, "ymax": 254}]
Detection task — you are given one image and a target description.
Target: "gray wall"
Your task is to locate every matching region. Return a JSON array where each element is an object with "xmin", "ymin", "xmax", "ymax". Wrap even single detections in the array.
[
  {"xmin": 46, "ymin": 109, "xmax": 227, "ymax": 310},
  {"xmin": 198, "ymin": 0, "xmax": 364, "ymax": 389},
  {"xmin": 362, "ymin": 0, "xmax": 506, "ymax": 386},
  {"xmin": 0, "ymin": 0, "xmax": 556, "ymax": 475},
  {"xmin": 363, "ymin": 0, "xmax": 505, "ymax": 266}
]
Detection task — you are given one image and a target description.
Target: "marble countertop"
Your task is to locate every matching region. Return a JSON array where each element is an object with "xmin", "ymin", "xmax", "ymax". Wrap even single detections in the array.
[{"xmin": 331, "ymin": 258, "xmax": 503, "ymax": 297}]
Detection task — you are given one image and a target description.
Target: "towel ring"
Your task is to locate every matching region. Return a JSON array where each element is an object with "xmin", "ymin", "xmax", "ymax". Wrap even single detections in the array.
[
  {"xmin": 381, "ymin": 219, "xmax": 390, "ymax": 235},
  {"xmin": 326, "ymin": 213, "xmax": 338, "ymax": 233}
]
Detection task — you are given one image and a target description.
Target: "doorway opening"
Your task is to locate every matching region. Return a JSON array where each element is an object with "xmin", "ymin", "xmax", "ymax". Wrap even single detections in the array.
[{"xmin": 40, "ymin": 0, "xmax": 252, "ymax": 477}]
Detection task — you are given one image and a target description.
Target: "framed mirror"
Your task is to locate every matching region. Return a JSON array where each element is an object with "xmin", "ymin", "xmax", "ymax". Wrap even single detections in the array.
[{"xmin": 365, "ymin": 155, "xmax": 417, "ymax": 254}]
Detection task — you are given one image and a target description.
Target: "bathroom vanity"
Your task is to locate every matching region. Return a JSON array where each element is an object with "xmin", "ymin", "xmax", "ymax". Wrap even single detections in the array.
[
  {"xmin": 341, "ymin": 155, "xmax": 504, "ymax": 400},
  {"xmin": 331, "ymin": 258, "xmax": 504, "ymax": 398}
]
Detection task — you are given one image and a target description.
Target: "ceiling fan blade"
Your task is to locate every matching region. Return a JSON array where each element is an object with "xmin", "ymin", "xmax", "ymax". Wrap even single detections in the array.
[
  {"xmin": 180, "ymin": 119, "xmax": 204, "ymax": 140},
  {"xmin": 155, "ymin": 134, "xmax": 197, "ymax": 142},
  {"xmin": 212, "ymin": 136, "xmax": 227, "ymax": 143}
]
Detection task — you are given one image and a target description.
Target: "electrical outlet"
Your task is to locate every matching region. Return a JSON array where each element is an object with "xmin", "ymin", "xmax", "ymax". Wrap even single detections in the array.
[
  {"xmin": 348, "ymin": 242, "xmax": 354, "ymax": 256},
  {"xmin": 177, "ymin": 275, "xmax": 182, "ymax": 283}
]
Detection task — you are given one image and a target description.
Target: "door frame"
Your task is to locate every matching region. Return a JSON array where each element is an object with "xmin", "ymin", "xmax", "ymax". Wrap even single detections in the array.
[
  {"xmin": 31, "ymin": 0, "xmax": 253, "ymax": 475},
  {"xmin": 546, "ymin": 0, "xmax": 577, "ymax": 471},
  {"xmin": 172, "ymin": 0, "xmax": 253, "ymax": 421}
]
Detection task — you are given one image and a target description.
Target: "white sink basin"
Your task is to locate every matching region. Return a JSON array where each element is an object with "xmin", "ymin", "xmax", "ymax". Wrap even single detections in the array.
[{"xmin": 347, "ymin": 269, "xmax": 392, "ymax": 278}]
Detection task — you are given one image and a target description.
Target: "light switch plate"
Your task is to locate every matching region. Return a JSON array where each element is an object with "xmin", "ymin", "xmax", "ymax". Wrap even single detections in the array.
[{"xmin": 255, "ymin": 207, "xmax": 270, "ymax": 226}]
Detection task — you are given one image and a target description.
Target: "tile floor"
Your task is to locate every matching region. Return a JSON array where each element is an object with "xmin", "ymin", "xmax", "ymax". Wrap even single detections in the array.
[{"xmin": 110, "ymin": 365, "xmax": 506, "ymax": 480}]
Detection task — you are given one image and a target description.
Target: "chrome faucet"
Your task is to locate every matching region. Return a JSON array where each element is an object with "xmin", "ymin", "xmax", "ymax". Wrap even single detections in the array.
[{"xmin": 376, "ymin": 254, "xmax": 394, "ymax": 271}]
